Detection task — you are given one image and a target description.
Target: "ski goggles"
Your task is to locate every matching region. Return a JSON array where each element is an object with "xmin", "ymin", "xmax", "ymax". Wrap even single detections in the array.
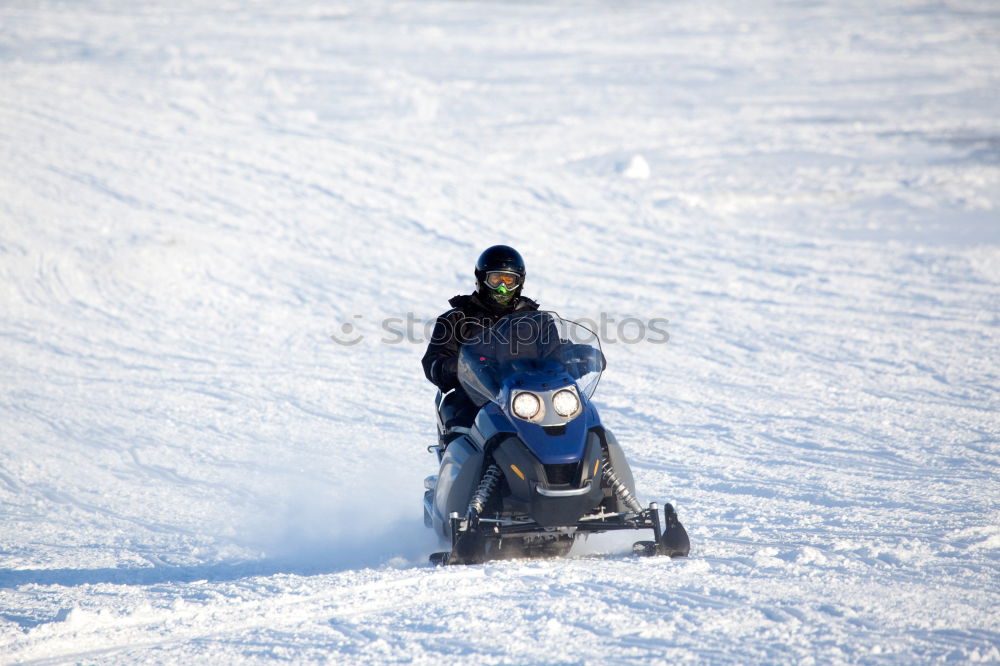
[{"xmin": 484, "ymin": 271, "xmax": 522, "ymax": 290}]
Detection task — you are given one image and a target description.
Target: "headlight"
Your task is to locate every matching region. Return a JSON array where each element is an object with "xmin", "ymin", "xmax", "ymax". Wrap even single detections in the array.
[
  {"xmin": 552, "ymin": 389, "xmax": 580, "ymax": 417},
  {"xmin": 512, "ymin": 392, "xmax": 541, "ymax": 420}
]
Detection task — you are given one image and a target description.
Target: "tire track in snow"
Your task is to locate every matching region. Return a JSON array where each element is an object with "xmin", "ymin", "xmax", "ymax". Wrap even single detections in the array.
[{"xmin": 7, "ymin": 568, "xmax": 492, "ymax": 664}]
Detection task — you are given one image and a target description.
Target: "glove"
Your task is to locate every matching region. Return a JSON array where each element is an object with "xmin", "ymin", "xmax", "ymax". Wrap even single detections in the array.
[{"xmin": 435, "ymin": 357, "xmax": 459, "ymax": 387}]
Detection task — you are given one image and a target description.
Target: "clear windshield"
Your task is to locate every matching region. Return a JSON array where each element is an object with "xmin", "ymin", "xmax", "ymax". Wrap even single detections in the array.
[{"xmin": 457, "ymin": 311, "xmax": 604, "ymax": 406}]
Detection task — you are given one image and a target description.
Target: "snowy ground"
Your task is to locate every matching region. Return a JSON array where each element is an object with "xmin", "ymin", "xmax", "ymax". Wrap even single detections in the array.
[{"xmin": 1, "ymin": 0, "xmax": 999, "ymax": 662}]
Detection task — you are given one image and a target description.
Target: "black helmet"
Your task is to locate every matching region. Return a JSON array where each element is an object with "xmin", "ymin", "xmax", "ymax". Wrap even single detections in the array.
[{"xmin": 475, "ymin": 245, "xmax": 526, "ymax": 308}]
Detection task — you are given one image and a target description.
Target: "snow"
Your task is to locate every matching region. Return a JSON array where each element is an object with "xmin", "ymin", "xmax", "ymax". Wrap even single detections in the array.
[{"xmin": 1, "ymin": 0, "xmax": 999, "ymax": 662}]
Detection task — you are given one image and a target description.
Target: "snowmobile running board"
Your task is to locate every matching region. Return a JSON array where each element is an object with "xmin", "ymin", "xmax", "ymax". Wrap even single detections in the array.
[{"xmin": 430, "ymin": 503, "xmax": 690, "ymax": 566}]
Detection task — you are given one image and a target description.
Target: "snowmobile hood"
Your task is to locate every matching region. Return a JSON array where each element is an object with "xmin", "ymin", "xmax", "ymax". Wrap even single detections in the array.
[
  {"xmin": 508, "ymin": 401, "xmax": 598, "ymax": 464},
  {"xmin": 476, "ymin": 400, "xmax": 600, "ymax": 465}
]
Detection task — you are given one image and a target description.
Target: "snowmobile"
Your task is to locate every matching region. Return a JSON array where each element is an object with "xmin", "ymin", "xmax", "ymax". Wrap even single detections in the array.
[{"xmin": 423, "ymin": 310, "xmax": 690, "ymax": 565}]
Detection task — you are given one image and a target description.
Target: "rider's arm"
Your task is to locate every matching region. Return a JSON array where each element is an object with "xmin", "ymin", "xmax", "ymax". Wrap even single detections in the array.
[
  {"xmin": 559, "ymin": 342, "xmax": 607, "ymax": 375},
  {"xmin": 421, "ymin": 310, "xmax": 463, "ymax": 392}
]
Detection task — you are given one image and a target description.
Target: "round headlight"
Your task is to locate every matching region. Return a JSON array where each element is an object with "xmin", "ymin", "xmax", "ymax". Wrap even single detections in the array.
[
  {"xmin": 552, "ymin": 389, "xmax": 580, "ymax": 417},
  {"xmin": 512, "ymin": 392, "xmax": 541, "ymax": 420}
]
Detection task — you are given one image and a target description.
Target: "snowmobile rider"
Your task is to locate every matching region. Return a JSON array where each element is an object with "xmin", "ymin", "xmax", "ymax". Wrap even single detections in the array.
[{"xmin": 422, "ymin": 245, "xmax": 538, "ymax": 432}]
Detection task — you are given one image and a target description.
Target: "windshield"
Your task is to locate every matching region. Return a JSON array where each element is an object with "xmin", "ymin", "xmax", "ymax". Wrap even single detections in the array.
[{"xmin": 457, "ymin": 311, "xmax": 603, "ymax": 406}]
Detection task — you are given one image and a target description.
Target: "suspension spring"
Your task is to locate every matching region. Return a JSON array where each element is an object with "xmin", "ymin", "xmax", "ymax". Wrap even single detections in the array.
[
  {"xmin": 467, "ymin": 464, "xmax": 502, "ymax": 518},
  {"xmin": 602, "ymin": 455, "xmax": 643, "ymax": 514}
]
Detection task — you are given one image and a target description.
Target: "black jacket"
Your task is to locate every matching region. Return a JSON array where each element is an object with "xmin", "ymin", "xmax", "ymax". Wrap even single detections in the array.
[{"xmin": 422, "ymin": 291, "xmax": 539, "ymax": 392}]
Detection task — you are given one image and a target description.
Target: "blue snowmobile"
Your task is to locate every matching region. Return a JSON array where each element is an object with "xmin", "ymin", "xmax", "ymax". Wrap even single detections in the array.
[{"xmin": 423, "ymin": 310, "xmax": 690, "ymax": 565}]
